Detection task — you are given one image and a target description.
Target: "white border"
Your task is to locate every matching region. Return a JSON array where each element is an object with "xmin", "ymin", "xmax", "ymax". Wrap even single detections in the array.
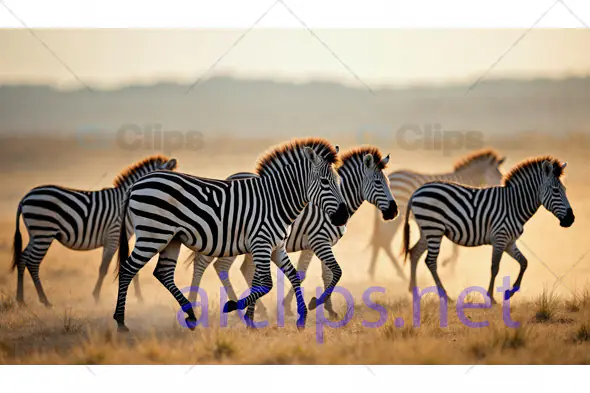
[
  {"xmin": 1, "ymin": 0, "xmax": 589, "ymax": 391},
  {"xmin": 1, "ymin": 365, "xmax": 589, "ymax": 392},
  {"xmin": 0, "ymin": 0, "xmax": 588, "ymax": 28}
]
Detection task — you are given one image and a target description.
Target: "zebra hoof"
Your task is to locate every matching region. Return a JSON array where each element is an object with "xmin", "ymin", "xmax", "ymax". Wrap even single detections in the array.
[
  {"xmin": 42, "ymin": 301, "xmax": 53, "ymax": 308},
  {"xmin": 327, "ymin": 311, "xmax": 339, "ymax": 320},
  {"xmin": 185, "ymin": 317, "xmax": 198, "ymax": 330},
  {"xmin": 243, "ymin": 316, "xmax": 256, "ymax": 329},
  {"xmin": 296, "ymin": 318, "xmax": 306, "ymax": 330},
  {"xmin": 16, "ymin": 299, "xmax": 26, "ymax": 307},
  {"xmin": 117, "ymin": 325, "xmax": 130, "ymax": 333},
  {"xmin": 504, "ymin": 287, "xmax": 519, "ymax": 301},
  {"xmin": 223, "ymin": 300, "xmax": 238, "ymax": 313},
  {"xmin": 308, "ymin": 297, "xmax": 318, "ymax": 310}
]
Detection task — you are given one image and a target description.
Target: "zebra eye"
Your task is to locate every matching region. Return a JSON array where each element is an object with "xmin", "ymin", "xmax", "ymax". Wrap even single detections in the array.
[{"xmin": 320, "ymin": 178, "xmax": 330, "ymax": 186}]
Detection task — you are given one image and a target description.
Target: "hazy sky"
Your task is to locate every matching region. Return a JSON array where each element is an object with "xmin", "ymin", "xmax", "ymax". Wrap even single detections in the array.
[{"xmin": 1, "ymin": 29, "xmax": 589, "ymax": 89}]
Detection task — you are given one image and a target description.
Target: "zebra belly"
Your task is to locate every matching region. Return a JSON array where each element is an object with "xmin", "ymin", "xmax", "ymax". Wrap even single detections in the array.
[{"xmin": 444, "ymin": 224, "xmax": 492, "ymax": 247}]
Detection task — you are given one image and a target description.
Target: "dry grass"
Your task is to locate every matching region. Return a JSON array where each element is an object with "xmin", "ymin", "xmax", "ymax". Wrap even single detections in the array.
[
  {"xmin": 0, "ymin": 289, "xmax": 589, "ymax": 364},
  {"xmin": 533, "ymin": 288, "xmax": 560, "ymax": 323}
]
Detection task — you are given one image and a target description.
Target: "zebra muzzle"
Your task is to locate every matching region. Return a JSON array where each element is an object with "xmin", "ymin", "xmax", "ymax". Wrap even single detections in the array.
[
  {"xmin": 382, "ymin": 200, "xmax": 398, "ymax": 221},
  {"xmin": 330, "ymin": 202, "xmax": 349, "ymax": 227},
  {"xmin": 560, "ymin": 208, "xmax": 575, "ymax": 228}
]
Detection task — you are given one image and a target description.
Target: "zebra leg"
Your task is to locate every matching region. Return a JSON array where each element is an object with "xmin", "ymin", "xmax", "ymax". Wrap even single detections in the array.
[
  {"xmin": 423, "ymin": 235, "xmax": 451, "ymax": 301},
  {"xmin": 113, "ymin": 242, "xmax": 161, "ymax": 332},
  {"xmin": 273, "ymin": 247, "xmax": 308, "ymax": 329},
  {"xmin": 16, "ymin": 239, "xmax": 43, "ymax": 305},
  {"xmin": 486, "ymin": 244, "xmax": 506, "ymax": 304},
  {"xmin": 152, "ymin": 240, "xmax": 198, "ymax": 329},
  {"xmin": 319, "ymin": 254, "xmax": 339, "ymax": 319},
  {"xmin": 214, "ymin": 256, "xmax": 239, "ymax": 302},
  {"xmin": 282, "ymin": 250, "xmax": 314, "ymax": 317},
  {"xmin": 23, "ymin": 237, "xmax": 54, "ymax": 307},
  {"xmin": 408, "ymin": 235, "xmax": 427, "ymax": 293},
  {"xmin": 239, "ymin": 254, "xmax": 269, "ymax": 319},
  {"xmin": 503, "ymin": 243, "xmax": 527, "ymax": 300},
  {"xmin": 307, "ymin": 243, "xmax": 341, "ymax": 314},
  {"xmin": 187, "ymin": 253, "xmax": 214, "ymax": 304},
  {"xmin": 223, "ymin": 245, "xmax": 273, "ymax": 320},
  {"xmin": 92, "ymin": 244, "xmax": 117, "ymax": 303}
]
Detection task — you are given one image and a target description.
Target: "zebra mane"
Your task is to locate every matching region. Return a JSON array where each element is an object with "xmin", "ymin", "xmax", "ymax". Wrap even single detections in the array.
[
  {"xmin": 340, "ymin": 146, "xmax": 387, "ymax": 170},
  {"xmin": 503, "ymin": 156, "xmax": 564, "ymax": 186},
  {"xmin": 255, "ymin": 137, "xmax": 340, "ymax": 176},
  {"xmin": 453, "ymin": 148, "xmax": 502, "ymax": 171},
  {"xmin": 113, "ymin": 155, "xmax": 176, "ymax": 187}
]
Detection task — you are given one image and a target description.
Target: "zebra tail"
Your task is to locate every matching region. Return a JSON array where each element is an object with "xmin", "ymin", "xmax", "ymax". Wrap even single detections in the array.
[
  {"xmin": 401, "ymin": 199, "xmax": 413, "ymax": 265},
  {"xmin": 115, "ymin": 192, "xmax": 131, "ymax": 279},
  {"xmin": 10, "ymin": 203, "xmax": 23, "ymax": 272}
]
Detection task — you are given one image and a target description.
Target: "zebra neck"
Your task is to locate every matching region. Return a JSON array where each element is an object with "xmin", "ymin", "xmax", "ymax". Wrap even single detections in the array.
[
  {"xmin": 260, "ymin": 169, "xmax": 308, "ymax": 227},
  {"xmin": 504, "ymin": 178, "xmax": 542, "ymax": 224},
  {"xmin": 339, "ymin": 170, "xmax": 363, "ymax": 214},
  {"xmin": 104, "ymin": 187, "xmax": 126, "ymax": 206}
]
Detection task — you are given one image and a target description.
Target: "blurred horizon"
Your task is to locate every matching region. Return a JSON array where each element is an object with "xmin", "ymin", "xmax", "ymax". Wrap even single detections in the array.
[{"xmin": 1, "ymin": 29, "xmax": 590, "ymax": 89}]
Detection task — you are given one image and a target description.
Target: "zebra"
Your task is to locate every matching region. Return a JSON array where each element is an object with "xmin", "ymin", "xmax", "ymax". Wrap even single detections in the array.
[
  {"xmin": 402, "ymin": 156, "xmax": 575, "ymax": 303},
  {"xmin": 367, "ymin": 149, "xmax": 506, "ymax": 280},
  {"xmin": 10, "ymin": 155, "xmax": 178, "ymax": 306},
  {"xmin": 114, "ymin": 138, "xmax": 349, "ymax": 332},
  {"xmin": 187, "ymin": 146, "xmax": 398, "ymax": 319}
]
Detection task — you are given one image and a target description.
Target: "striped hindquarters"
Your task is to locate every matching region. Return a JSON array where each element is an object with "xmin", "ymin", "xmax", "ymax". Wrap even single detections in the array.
[
  {"xmin": 410, "ymin": 181, "xmax": 499, "ymax": 247},
  {"xmin": 20, "ymin": 185, "xmax": 119, "ymax": 250}
]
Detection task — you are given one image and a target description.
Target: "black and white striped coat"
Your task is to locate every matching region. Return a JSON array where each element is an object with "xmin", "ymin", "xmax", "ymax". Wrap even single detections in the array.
[
  {"xmin": 11, "ymin": 155, "xmax": 178, "ymax": 306},
  {"xmin": 188, "ymin": 147, "xmax": 398, "ymax": 318},
  {"xmin": 114, "ymin": 138, "xmax": 348, "ymax": 331},
  {"xmin": 402, "ymin": 156, "xmax": 575, "ymax": 303},
  {"xmin": 367, "ymin": 149, "xmax": 505, "ymax": 279}
]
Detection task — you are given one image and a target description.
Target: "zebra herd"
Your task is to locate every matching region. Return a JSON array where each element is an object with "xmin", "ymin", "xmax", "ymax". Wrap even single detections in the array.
[{"xmin": 9, "ymin": 137, "xmax": 575, "ymax": 332}]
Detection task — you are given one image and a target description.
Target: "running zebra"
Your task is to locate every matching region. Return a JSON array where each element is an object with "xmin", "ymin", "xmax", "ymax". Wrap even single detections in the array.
[
  {"xmin": 367, "ymin": 149, "xmax": 506, "ymax": 279},
  {"xmin": 402, "ymin": 156, "xmax": 575, "ymax": 303},
  {"xmin": 10, "ymin": 155, "xmax": 178, "ymax": 306},
  {"xmin": 114, "ymin": 138, "xmax": 349, "ymax": 332},
  {"xmin": 188, "ymin": 146, "xmax": 398, "ymax": 318}
]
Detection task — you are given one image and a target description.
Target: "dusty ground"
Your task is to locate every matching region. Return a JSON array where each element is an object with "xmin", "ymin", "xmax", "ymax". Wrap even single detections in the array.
[{"xmin": 0, "ymin": 134, "xmax": 589, "ymax": 364}]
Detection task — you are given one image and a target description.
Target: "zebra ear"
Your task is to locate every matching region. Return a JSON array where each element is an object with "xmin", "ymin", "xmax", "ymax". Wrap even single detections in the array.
[
  {"xmin": 335, "ymin": 145, "xmax": 340, "ymax": 154},
  {"xmin": 303, "ymin": 146, "xmax": 320, "ymax": 166},
  {"xmin": 363, "ymin": 153, "xmax": 375, "ymax": 169},
  {"xmin": 380, "ymin": 154, "xmax": 390, "ymax": 167},
  {"xmin": 163, "ymin": 158, "xmax": 178, "ymax": 170},
  {"xmin": 498, "ymin": 156, "xmax": 506, "ymax": 165},
  {"xmin": 542, "ymin": 160, "xmax": 554, "ymax": 176},
  {"xmin": 562, "ymin": 162, "xmax": 568, "ymax": 170}
]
